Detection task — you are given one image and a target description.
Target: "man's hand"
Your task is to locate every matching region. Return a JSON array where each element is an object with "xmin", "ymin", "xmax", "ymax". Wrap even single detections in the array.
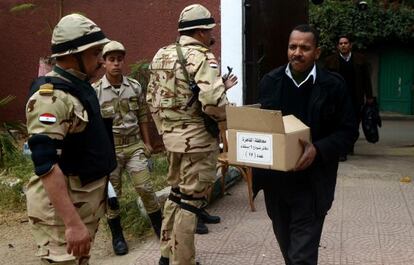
[
  {"xmin": 294, "ymin": 139, "xmax": 317, "ymax": 171},
  {"xmin": 66, "ymin": 222, "xmax": 91, "ymax": 257},
  {"xmin": 223, "ymin": 74, "xmax": 238, "ymax": 90}
]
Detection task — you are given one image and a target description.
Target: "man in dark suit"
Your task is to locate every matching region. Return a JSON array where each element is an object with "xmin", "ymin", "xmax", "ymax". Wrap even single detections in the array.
[
  {"xmin": 324, "ymin": 35, "xmax": 374, "ymax": 160},
  {"xmin": 254, "ymin": 25, "xmax": 358, "ymax": 265}
]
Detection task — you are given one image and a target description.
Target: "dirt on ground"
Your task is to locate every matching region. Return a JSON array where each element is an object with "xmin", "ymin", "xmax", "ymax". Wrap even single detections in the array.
[{"xmin": 0, "ymin": 211, "xmax": 154, "ymax": 265}]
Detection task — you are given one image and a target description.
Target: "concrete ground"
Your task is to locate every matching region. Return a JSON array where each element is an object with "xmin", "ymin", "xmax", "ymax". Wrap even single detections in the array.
[{"xmin": 93, "ymin": 119, "xmax": 414, "ymax": 265}]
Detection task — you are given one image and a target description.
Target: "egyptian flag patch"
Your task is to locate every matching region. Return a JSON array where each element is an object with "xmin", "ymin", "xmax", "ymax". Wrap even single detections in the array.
[
  {"xmin": 39, "ymin": 113, "xmax": 57, "ymax": 125},
  {"xmin": 209, "ymin": 62, "xmax": 218, "ymax": 69}
]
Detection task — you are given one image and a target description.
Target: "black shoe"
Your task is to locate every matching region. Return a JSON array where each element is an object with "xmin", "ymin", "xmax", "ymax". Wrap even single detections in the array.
[
  {"xmin": 339, "ymin": 155, "xmax": 347, "ymax": 162},
  {"xmin": 199, "ymin": 208, "xmax": 220, "ymax": 224},
  {"xmin": 159, "ymin": 257, "xmax": 200, "ymax": 265},
  {"xmin": 107, "ymin": 216, "xmax": 128, "ymax": 255},
  {"xmin": 148, "ymin": 210, "xmax": 162, "ymax": 238},
  {"xmin": 159, "ymin": 256, "xmax": 169, "ymax": 265},
  {"xmin": 195, "ymin": 218, "xmax": 208, "ymax": 234}
]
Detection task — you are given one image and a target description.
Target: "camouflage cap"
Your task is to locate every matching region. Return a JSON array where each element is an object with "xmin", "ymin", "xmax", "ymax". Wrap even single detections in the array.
[
  {"xmin": 51, "ymin": 13, "xmax": 110, "ymax": 58},
  {"xmin": 178, "ymin": 4, "xmax": 216, "ymax": 32},
  {"xmin": 102, "ymin": 41, "xmax": 126, "ymax": 57}
]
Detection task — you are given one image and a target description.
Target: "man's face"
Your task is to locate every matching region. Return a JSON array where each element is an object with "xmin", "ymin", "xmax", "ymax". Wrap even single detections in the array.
[
  {"xmin": 81, "ymin": 45, "xmax": 104, "ymax": 79},
  {"xmin": 287, "ymin": 30, "xmax": 320, "ymax": 74},
  {"xmin": 199, "ymin": 29, "xmax": 215, "ymax": 47},
  {"xmin": 103, "ymin": 51, "xmax": 125, "ymax": 77},
  {"xmin": 337, "ymin": 37, "xmax": 352, "ymax": 55}
]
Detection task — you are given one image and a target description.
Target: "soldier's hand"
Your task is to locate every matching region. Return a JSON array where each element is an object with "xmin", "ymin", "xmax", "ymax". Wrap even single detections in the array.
[
  {"xmin": 294, "ymin": 139, "xmax": 317, "ymax": 171},
  {"xmin": 66, "ymin": 222, "xmax": 91, "ymax": 257},
  {"xmin": 224, "ymin": 74, "xmax": 238, "ymax": 90}
]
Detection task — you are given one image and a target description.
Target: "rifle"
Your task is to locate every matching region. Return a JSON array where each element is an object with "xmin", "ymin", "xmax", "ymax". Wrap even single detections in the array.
[{"xmin": 175, "ymin": 43, "xmax": 219, "ymax": 138}]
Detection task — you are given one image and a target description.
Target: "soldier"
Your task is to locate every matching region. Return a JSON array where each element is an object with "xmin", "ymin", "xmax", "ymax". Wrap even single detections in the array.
[
  {"xmin": 25, "ymin": 14, "xmax": 116, "ymax": 265},
  {"xmin": 93, "ymin": 40, "xmax": 162, "ymax": 255},
  {"xmin": 147, "ymin": 4, "xmax": 237, "ymax": 265}
]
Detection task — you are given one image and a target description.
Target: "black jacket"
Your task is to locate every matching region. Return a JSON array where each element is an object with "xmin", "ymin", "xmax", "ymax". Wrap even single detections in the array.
[
  {"xmin": 253, "ymin": 65, "xmax": 359, "ymax": 215},
  {"xmin": 324, "ymin": 52, "xmax": 373, "ymax": 107}
]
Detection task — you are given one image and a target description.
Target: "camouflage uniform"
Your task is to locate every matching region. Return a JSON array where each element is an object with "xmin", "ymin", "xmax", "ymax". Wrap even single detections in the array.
[
  {"xmin": 26, "ymin": 68, "xmax": 108, "ymax": 265},
  {"xmin": 93, "ymin": 75, "xmax": 160, "ymax": 218},
  {"xmin": 25, "ymin": 14, "xmax": 112, "ymax": 265},
  {"xmin": 147, "ymin": 28, "xmax": 228, "ymax": 265}
]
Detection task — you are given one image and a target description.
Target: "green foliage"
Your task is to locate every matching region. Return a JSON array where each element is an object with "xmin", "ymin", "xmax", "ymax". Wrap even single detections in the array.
[
  {"xmin": 118, "ymin": 153, "xmax": 168, "ymax": 236},
  {"xmin": 0, "ymin": 152, "xmax": 33, "ymax": 213},
  {"xmin": 310, "ymin": 0, "xmax": 414, "ymax": 53},
  {"xmin": 129, "ymin": 60, "xmax": 151, "ymax": 93}
]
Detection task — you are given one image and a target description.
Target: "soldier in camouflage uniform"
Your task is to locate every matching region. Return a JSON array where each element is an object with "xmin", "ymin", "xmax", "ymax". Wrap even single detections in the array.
[
  {"xmin": 93, "ymin": 40, "xmax": 162, "ymax": 255},
  {"xmin": 147, "ymin": 4, "xmax": 238, "ymax": 265},
  {"xmin": 25, "ymin": 14, "xmax": 115, "ymax": 265}
]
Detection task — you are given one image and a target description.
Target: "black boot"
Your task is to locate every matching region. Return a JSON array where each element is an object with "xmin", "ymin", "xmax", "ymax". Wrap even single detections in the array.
[
  {"xmin": 107, "ymin": 216, "xmax": 128, "ymax": 255},
  {"xmin": 159, "ymin": 257, "xmax": 200, "ymax": 265},
  {"xmin": 159, "ymin": 256, "xmax": 169, "ymax": 265},
  {"xmin": 148, "ymin": 210, "xmax": 162, "ymax": 238},
  {"xmin": 199, "ymin": 208, "xmax": 220, "ymax": 224},
  {"xmin": 195, "ymin": 218, "xmax": 208, "ymax": 234}
]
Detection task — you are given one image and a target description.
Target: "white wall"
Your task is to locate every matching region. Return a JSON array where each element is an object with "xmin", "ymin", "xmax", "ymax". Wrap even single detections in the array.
[{"xmin": 220, "ymin": 0, "xmax": 243, "ymax": 106}]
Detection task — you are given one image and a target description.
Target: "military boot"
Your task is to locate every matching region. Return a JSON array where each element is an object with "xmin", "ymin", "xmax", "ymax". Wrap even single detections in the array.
[
  {"xmin": 199, "ymin": 208, "xmax": 221, "ymax": 224},
  {"xmin": 195, "ymin": 218, "xmax": 208, "ymax": 234},
  {"xmin": 159, "ymin": 257, "xmax": 200, "ymax": 265},
  {"xmin": 148, "ymin": 210, "xmax": 162, "ymax": 238},
  {"xmin": 107, "ymin": 216, "xmax": 128, "ymax": 255}
]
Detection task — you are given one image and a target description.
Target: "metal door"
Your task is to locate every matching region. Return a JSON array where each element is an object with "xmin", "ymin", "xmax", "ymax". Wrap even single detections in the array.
[
  {"xmin": 244, "ymin": 0, "xmax": 308, "ymax": 104},
  {"xmin": 379, "ymin": 49, "xmax": 414, "ymax": 115}
]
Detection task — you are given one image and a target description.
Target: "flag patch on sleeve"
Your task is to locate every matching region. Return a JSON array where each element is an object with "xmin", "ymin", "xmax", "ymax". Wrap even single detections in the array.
[
  {"xmin": 209, "ymin": 62, "xmax": 218, "ymax": 69},
  {"xmin": 39, "ymin": 113, "xmax": 57, "ymax": 124}
]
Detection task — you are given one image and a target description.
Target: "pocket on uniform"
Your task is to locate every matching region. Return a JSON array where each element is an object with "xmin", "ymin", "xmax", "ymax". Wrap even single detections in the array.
[
  {"xmin": 128, "ymin": 97, "xmax": 139, "ymax": 111},
  {"xmin": 101, "ymin": 105, "xmax": 116, "ymax": 119},
  {"xmin": 68, "ymin": 176, "xmax": 107, "ymax": 220}
]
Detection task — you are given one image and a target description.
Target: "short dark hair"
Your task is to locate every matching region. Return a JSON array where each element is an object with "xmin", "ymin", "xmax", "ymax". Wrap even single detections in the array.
[
  {"xmin": 337, "ymin": 34, "xmax": 352, "ymax": 44},
  {"xmin": 291, "ymin": 24, "xmax": 320, "ymax": 47}
]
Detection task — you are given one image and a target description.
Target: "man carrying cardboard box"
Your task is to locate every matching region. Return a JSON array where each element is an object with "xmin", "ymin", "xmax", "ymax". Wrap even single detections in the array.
[{"xmin": 254, "ymin": 24, "xmax": 358, "ymax": 265}]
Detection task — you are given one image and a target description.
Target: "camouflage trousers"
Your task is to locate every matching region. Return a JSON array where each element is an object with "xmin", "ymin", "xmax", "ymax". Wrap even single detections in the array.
[
  {"xmin": 26, "ymin": 174, "xmax": 108, "ymax": 264},
  {"xmin": 107, "ymin": 141, "xmax": 160, "ymax": 219},
  {"xmin": 160, "ymin": 150, "xmax": 219, "ymax": 265}
]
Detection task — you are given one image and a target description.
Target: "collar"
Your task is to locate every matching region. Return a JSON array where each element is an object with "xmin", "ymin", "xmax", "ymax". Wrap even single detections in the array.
[
  {"xmin": 178, "ymin": 35, "xmax": 209, "ymax": 48},
  {"xmin": 54, "ymin": 64, "xmax": 88, "ymax": 81},
  {"xmin": 285, "ymin": 63, "xmax": 317, "ymax": 87},
  {"xmin": 101, "ymin": 74, "xmax": 129, "ymax": 89},
  {"xmin": 340, "ymin": 52, "xmax": 352, "ymax": 62}
]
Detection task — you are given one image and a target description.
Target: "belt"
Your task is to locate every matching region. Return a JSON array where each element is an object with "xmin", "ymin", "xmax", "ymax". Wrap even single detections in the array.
[{"xmin": 113, "ymin": 134, "xmax": 139, "ymax": 146}]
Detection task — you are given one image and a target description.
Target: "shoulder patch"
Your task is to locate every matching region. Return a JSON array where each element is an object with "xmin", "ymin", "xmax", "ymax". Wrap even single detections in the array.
[
  {"xmin": 38, "ymin": 83, "xmax": 54, "ymax": 96},
  {"xmin": 39, "ymin": 113, "xmax": 57, "ymax": 124}
]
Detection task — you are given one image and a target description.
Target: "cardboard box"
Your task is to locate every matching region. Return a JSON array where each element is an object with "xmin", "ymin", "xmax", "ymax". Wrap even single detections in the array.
[{"xmin": 226, "ymin": 105, "xmax": 310, "ymax": 171}]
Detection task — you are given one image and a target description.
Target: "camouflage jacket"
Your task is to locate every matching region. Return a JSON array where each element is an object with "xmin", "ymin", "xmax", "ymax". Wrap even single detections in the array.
[
  {"xmin": 147, "ymin": 36, "xmax": 228, "ymax": 153},
  {"xmin": 93, "ymin": 75, "xmax": 147, "ymax": 139},
  {"xmin": 26, "ymin": 67, "xmax": 89, "ymax": 142}
]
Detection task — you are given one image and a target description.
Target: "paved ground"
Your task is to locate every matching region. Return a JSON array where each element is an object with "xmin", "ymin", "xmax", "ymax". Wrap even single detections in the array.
[
  {"xmin": 2, "ymin": 120, "xmax": 412, "ymax": 265},
  {"xmin": 92, "ymin": 120, "xmax": 414, "ymax": 265}
]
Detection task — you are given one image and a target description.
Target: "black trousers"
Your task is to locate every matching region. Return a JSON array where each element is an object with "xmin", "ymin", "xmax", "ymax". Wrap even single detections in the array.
[{"xmin": 264, "ymin": 178, "xmax": 325, "ymax": 265}]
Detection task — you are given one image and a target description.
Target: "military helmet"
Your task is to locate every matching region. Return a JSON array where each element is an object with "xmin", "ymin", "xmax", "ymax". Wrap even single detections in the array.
[
  {"xmin": 102, "ymin": 41, "xmax": 126, "ymax": 57},
  {"xmin": 51, "ymin": 13, "xmax": 110, "ymax": 58},
  {"xmin": 178, "ymin": 4, "xmax": 216, "ymax": 32}
]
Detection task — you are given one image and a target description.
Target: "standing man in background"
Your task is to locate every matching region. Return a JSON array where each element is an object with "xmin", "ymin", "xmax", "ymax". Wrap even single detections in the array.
[
  {"xmin": 254, "ymin": 25, "xmax": 358, "ymax": 265},
  {"xmin": 147, "ymin": 4, "xmax": 237, "ymax": 265},
  {"xmin": 93, "ymin": 40, "xmax": 162, "ymax": 256},
  {"xmin": 324, "ymin": 35, "xmax": 374, "ymax": 160},
  {"xmin": 26, "ymin": 14, "xmax": 116, "ymax": 265}
]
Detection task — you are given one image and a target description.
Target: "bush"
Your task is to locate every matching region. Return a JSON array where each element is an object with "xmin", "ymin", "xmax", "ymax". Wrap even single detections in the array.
[{"xmin": 310, "ymin": 0, "xmax": 414, "ymax": 54}]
